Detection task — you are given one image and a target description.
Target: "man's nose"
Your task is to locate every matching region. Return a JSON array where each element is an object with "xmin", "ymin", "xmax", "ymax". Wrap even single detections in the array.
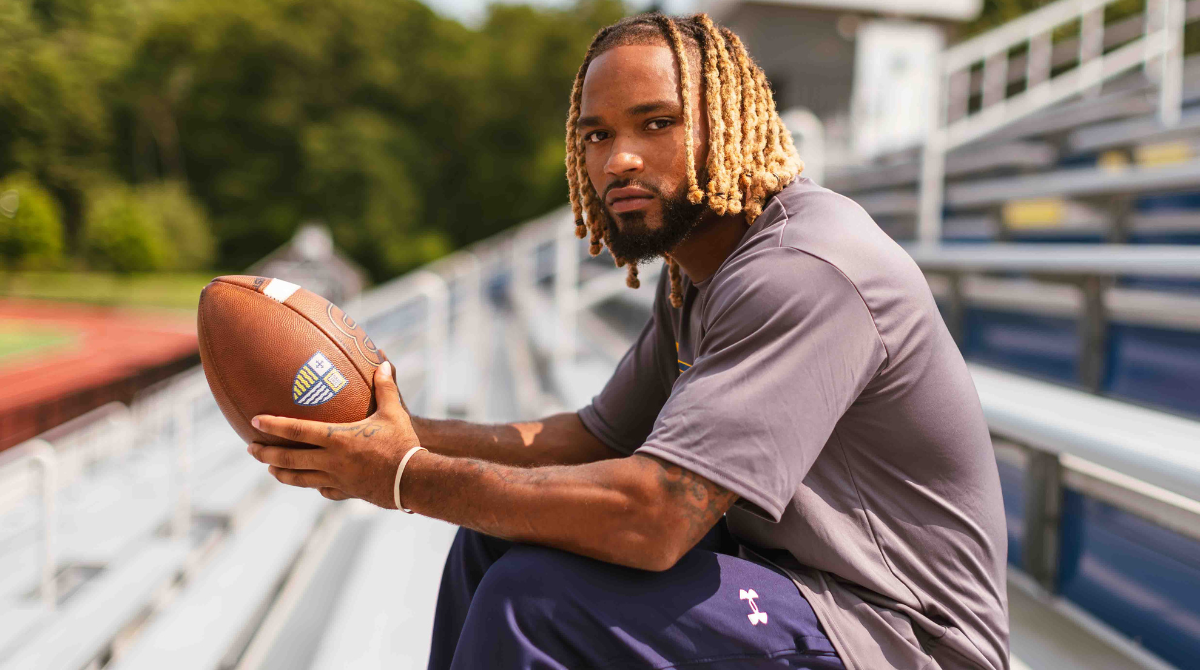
[{"xmin": 605, "ymin": 148, "xmax": 644, "ymax": 176}]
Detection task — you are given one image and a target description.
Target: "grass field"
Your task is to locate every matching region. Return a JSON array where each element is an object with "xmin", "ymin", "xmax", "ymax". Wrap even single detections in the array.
[
  {"xmin": 0, "ymin": 324, "xmax": 78, "ymax": 363},
  {"xmin": 0, "ymin": 272, "xmax": 215, "ymax": 311}
]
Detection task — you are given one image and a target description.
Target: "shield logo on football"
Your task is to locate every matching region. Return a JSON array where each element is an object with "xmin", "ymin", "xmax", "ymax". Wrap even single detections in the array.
[{"xmin": 293, "ymin": 352, "xmax": 349, "ymax": 406}]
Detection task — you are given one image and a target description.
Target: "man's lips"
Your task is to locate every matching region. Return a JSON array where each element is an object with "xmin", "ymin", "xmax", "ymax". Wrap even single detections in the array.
[{"xmin": 607, "ymin": 186, "xmax": 655, "ymax": 213}]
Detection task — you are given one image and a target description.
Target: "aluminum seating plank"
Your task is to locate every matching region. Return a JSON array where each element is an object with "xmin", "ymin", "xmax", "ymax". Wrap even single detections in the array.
[
  {"xmin": 0, "ymin": 539, "xmax": 187, "ymax": 670},
  {"xmin": 306, "ymin": 512, "xmax": 457, "ymax": 670},
  {"xmin": 970, "ymin": 364, "xmax": 1200, "ymax": 502},
  {"xmin": 110, "ymin": 485, "xmax": 326, "ymax": 670},
  {"xmin": 1007, "ymin": 579, "xmax": 1149, "ymax": 670}
]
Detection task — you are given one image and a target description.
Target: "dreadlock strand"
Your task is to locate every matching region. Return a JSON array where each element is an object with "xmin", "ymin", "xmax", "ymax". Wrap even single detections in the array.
[
  {"xmin": 565, "ymin": 62, "xmax": 588, "ymax": 237},
  {"xmin": 696, "ymin": 19, "xmax": 728, "ymax": 214},
  {"xmin": 667, "ymin": 257, "xmax": 684, "ymax": 308},
  {"xmin": 654, "ymin": 15, "xmax": 704, "ymax": 205},
  {"xmin": 625, "ymin": 264, "xmax": 640, "ymax": 289},
  {"xmin": 700, "ymin": 16, "xmax": 742, "ymax": 214},
  {"xmin": 744, "ymin": 67, "xmax": 779, "ymax": 221},
  {"xmin": 723, "ymin": 26, "xmax": 755, "ymax": 213}
]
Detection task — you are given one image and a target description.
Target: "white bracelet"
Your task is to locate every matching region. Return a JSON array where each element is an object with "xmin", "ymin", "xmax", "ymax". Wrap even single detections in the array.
[{"xmin": 393, "ymin": 446, "xmax": 427, "ymax": 513}]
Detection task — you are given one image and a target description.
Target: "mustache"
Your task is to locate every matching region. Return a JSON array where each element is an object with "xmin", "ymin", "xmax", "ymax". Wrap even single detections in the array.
[{"xmin": 603, "ymin": 179, "xmax": 663, "ymax": 201}]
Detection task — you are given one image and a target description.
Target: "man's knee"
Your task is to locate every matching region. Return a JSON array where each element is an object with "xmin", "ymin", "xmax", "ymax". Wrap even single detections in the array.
[
  {"xmin": 471, "ymin": 543, "xmax": 579, "ymax": 609},
  {"xmin": 452, "ymin": 545, "xmax": 609, "ymax": 669},
  {"xmin": 447, "ymin": 527, "xmax": 514, "ymax": 569}
]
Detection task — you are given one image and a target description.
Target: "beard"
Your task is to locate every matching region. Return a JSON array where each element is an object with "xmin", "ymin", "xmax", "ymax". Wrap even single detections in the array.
[{"xmin": 603, "ymin": 178, "xmax": 707, "ymax": 264}]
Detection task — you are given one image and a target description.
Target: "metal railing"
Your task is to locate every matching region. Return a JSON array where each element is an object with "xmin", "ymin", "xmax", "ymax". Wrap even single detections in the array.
[
  {"xmin": 0, "ymin": 440, "xmax": 57, "ymax": 609},
  {"xmin": 918, "ymin": 0, "xmax": 1189, "ymax": 243},
  {"xmin": 912, "ymin": 242, "xmax": 1200, "ymax": 392}
]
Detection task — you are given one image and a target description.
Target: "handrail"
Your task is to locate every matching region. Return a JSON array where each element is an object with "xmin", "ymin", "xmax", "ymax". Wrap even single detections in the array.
[
  {"xmin": 429, "ymin": 250, "xmax": 488, "ymax": 421},
  {"xmin": 942, "ymin": 0, "xmax": 1113, "ymax": 72},
  {"xmin": 973, "ymin": 364, "xmax": 1200, "ymax": 502},
  {"xmin": 359, "ymin": 270, "xmax": 450, "ymax": 418},
  {"xmin": 0, "ymin": 439, "xmax": 58, "ymax": 609},
  {"xmin": 905, "ymin": 242, "xmax": 1200, "ymax": 277},
  {"xmin": 919, "ymin": 0, "xmax": 1188, "ymax": 243}
]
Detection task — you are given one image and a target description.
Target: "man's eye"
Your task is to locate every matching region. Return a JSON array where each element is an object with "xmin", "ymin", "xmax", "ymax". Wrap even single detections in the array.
[
  {"xmin": 646, "ymin": 119, "xmax": 673, "ymax": 130},
  {"xmin": 584, "ymin": 131, "xmax": 609, "ymax": 143}
]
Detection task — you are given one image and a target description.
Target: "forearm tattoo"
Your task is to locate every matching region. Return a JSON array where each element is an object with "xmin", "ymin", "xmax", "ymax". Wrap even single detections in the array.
[{"xmin": 638, "ymin": 455, "xmax": 738, "ymax": 544}]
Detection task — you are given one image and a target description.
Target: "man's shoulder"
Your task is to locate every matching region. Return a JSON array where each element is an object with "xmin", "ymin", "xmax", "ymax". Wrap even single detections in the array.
[{"xmin": 726, "ymin": 178, "xmax": 920, "ymax": 288}]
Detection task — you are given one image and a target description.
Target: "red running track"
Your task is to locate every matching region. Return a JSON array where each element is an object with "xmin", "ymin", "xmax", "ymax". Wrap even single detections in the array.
[{"xmin": 0, "ymin": 299, "xmax": 198, "ymax": 449}]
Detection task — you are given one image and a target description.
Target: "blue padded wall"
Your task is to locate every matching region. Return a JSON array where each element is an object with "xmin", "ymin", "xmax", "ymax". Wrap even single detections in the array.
[
  {"xmin": 996, "ymin": 458, "xmax": 1025, "ymax": 568},
  {"xmin": 962, "ymin": 309, "xmax": 1079, "ymax": 383},
  {"xmin": 1106, "ymin": 324, "xmax": 1200, "ymax": 419},
  {"xmin": 1057, "ymin": 490, "xmax": 1200, "ymax": 670}
]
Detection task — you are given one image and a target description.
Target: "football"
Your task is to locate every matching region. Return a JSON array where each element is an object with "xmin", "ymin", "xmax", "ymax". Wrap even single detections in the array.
[{"xmin": 197, "ymin": 275, "xmax": 391, "ymax": 446}]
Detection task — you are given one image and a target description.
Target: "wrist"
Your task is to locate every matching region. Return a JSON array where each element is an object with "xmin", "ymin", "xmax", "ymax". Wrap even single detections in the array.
[
  {"xmin": 394, "ymin": 445, "xmax": 429, "ymax": 513},
  {"xmin": 408, "ymin": 416, "xmax": 436, "ymax": 448}
]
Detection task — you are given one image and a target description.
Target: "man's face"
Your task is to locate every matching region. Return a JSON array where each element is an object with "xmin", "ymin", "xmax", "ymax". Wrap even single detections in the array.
[{"xmin": 578, "ymin": 43, "xmax": 709, "ymax": 262}]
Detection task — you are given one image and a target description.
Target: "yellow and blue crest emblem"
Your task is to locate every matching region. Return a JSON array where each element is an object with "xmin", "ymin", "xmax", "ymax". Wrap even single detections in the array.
[{"xmin": 293, "ymin": 352, "xmax": 348, "ymax": 406}]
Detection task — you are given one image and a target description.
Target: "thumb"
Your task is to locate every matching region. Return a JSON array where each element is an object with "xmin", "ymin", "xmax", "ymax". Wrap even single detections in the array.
[{"xmin": 373, "ymin": 361, "xmax": 405, "ymax": 415}]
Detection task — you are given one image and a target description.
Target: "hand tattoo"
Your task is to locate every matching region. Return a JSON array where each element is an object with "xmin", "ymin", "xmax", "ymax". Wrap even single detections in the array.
[{"xmin": 327, "ymin": 422, "xmax": 383, "ymax": 439}]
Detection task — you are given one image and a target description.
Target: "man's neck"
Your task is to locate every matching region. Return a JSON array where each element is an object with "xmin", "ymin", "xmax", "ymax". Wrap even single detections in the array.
[{"xmin": 669, "ymin": 212, "xmax": 749, "ymax": 284}]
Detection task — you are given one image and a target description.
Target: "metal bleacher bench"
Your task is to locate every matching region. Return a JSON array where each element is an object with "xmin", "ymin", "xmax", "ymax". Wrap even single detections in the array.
[
  {"xmin": 976, "ymin": 364, "xmax": 1199, "ymax": 670},
  {"xmin": 2, "ymin": 539, "xmax": 188, "ymax": 670},
  {"xmin": 108, "ymin": 485, "xmax": 327, "ymax": 670},
  {"xmin": 906, "ymin": 243, "xmax": 1200, "ymax": 669}
]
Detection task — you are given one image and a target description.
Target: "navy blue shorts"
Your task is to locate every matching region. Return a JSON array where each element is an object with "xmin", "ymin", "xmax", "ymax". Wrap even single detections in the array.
[{"xmin": 428, "ymin": 522, "xmax": 844, "ymax": 669}]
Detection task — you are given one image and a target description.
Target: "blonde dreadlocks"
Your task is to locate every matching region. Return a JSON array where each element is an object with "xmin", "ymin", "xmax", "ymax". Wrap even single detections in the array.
[{"xmin": 565, "ymin": 13, "xmax": 802, "ymax": 307}]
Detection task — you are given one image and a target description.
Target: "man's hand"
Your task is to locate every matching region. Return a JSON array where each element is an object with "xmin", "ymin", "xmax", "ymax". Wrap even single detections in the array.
[{"xmin": 248, "ymin": 361, "xmax": 420, "ymax": 508}]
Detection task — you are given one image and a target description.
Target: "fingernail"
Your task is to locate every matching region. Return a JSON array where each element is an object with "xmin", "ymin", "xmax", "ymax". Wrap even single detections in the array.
[
  {"xmin": 381, "ymin": 361, "xmax": 392, "ymax": 377},
  {"xmin": 252, "ymin": 417, "xmax": 261, "ymax": 429}
]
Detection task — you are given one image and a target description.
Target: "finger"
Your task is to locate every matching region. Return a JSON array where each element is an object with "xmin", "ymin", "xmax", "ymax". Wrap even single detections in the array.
[
  {"xmin": 268, "ymin": 466, "xmax": 335, "ymax": 489},
  {"xmin": 253, "ymin": 414, "xmax": 331, "ymax": 445},
  {"xmin": 373, "ymin": 361, "xmax": 404, "ymax": 416},
  {"xmin": 248, "ymin": 443, "xmax": 329, "ymax": 471},
  {"xmin": 319, "ymin": 487, "xmax": 352, "ymax": 501}
]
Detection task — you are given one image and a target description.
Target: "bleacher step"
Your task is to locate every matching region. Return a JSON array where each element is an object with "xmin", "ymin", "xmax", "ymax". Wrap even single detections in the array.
[
  {"xmin": 0, "ymin": 539, "xmax": 188, "ymax": 670},
  {"xmin": 192, "ymin": 457, "xmax": 268, "ymax": 519},
  {"xmin": 1007, "ymin": 576, "xmax": 1172, "ymax": 670},
  {"xmin": 0, "ymin": 602, "xmax": 46, "ymax": 661},
  {"xmin": 304, "ymin": 511, "xmax": 457, "ymax": 670},
  {"xmin": 109, "ymin": 485, "xmax": 326, "ymax": 670}
]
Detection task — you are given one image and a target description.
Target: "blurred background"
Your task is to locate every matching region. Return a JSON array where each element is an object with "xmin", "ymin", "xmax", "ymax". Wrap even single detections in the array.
[{"xmin": 1, "ymin": 0, "xmax": 1199, "ymax": 668}]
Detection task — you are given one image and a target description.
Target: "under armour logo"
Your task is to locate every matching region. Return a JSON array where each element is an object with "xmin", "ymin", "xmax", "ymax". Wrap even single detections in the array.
[{"xmin": 740, "ymin": 589, "xmax": 768, "ymax": 625}]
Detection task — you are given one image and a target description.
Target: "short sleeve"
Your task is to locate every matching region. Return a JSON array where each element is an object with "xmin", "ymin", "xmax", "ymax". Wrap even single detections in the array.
[
  {"xmin": 637, "ymin": 248, "xmax": 886, "ymax": 521},
  {"xmin": 578, "ymin": 269, "xmax": 678, "ymax": 454}
]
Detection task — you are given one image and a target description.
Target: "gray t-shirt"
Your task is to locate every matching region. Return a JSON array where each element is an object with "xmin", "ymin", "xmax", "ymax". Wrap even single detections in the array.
[{"xmin": 578, "ymin": 178, "xmax": 1009, "ymax": 670}]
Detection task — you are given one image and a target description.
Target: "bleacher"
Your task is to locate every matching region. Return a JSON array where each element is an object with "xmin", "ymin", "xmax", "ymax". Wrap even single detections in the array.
[{"xmin": 4, "ymin": 0, "xmax": 1200, "ymax": 667}]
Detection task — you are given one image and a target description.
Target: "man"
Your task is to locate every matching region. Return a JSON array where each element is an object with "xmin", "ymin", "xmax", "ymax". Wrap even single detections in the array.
[{"xmin": 248, "ymin": 13, "xmax": 1009, "ymax": 670}]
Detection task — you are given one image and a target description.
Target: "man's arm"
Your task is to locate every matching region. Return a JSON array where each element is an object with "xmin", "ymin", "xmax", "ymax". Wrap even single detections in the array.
[
  {"xmin": 411, "ymin": 413, "xmax": 621, "ymax": 467},
  {"xmin": 248, "ymin": 363, "xmax": 737, "ymax": 571},
  {"xmin": 398, "ymin": 450, "xmax": 736, "ymax": 571}
]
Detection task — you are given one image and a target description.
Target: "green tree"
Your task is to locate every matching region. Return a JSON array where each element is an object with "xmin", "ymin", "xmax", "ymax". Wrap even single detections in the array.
[
  {"xmin": 83, "ymin": 183, "xmax": 169, "ymax": 272},
  {"xmin": 118, "ymin": 0, "xmax": 478, "ymax": 278},
  {"xmin": 433, "ymin": 0, "xmax": 625, "ymax": 247},
  {"xmin": 117, "ymin": 0, "xmax": 622, "ymax": 280},
  {"xmin": 137, "ymin": 181, "xmax": 215, "ymax": 270},
  {"xmin": 0, "ymin": 0, "xmax": 146, "ymax": 243},
  {"xmin": 0, "ymin": 173, "xmax": 65, "ymax": 269},
  {"xmin": 2, "ymin": 0, "xmax": 625, "ymax": 280}
]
